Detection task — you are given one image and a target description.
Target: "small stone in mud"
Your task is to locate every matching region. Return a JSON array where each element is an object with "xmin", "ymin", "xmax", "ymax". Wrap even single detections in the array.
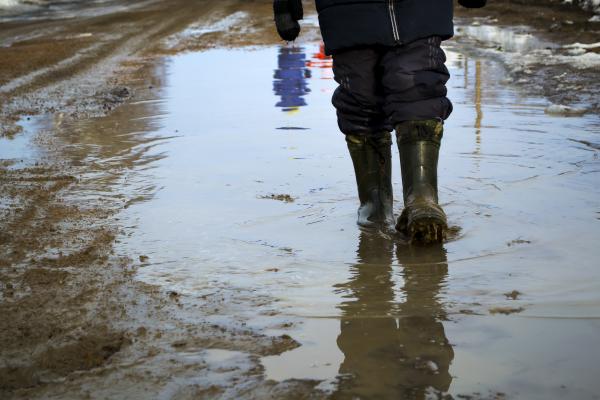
[
  {"xmin": 507, "ymin": 238, "xmax": 531, "ymax": 247},
  {"xmin": 259, "ymin": 194, "xmax": 295, "ymax": 203},
  {"xmin": 139, "ymin": 255, "xmax": 149, "ymax": 262},
  {"xmin": 171, "ymin": 340, "xmax": 187, "ymax": 348},
  {"xmin": 489, "ymin": 306, "xmax": 525, "ymax": 315},
  {"xmin": 459, "ymin": 309, "xmax": 480, "ymax": 315},
  {"xmin": 136, "ymin": 327, "xmax": 147, "ymax": 336},
  {"xmin": 4, "ymin": 283, "xmax": 14, "ymax": 297},
  {"xmin": 109, "ymin": 86, "xmax": 131, "ymax": 100},
  {"xmin": 504, "ymin": 290, "xmax": 522, "ymax": 300}
]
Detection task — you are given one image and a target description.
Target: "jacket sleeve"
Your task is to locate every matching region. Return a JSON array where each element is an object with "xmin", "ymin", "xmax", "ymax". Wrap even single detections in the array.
[
  {"xmin": 458, "ymin": 0, "xmax": 487, "ymax": 8},
  {"xmin": 273, "ymin": 0, "xmax": 303, "ymax": 42}
]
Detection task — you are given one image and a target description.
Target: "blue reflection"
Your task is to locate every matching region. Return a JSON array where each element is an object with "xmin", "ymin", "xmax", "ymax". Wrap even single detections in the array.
[{"xmin": 273, "ymin": 46, "xmax": 311, "ymax": 111}]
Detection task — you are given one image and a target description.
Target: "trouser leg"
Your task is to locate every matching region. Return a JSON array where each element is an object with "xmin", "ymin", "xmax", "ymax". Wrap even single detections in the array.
[
  {"xmin": 331, "ymin": 47, "xmax": 391, "ymax": 136},
  {"xmin": 381, "ymin": 36, "xmax": 453, "ymax": 123}
]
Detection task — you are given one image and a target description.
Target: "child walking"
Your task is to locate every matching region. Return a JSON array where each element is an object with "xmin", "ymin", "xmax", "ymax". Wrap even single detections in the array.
[{"xmin": 274, "ymin": 0, "xmax": 487, "ymax": 243}]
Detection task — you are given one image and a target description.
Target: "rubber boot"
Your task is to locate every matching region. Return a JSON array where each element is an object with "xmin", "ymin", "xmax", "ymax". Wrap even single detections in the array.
[
  {"xmin": 346, "ymin": 133, "xmax": 394, "ymax": 228},
  {"xmin": 395, "ymin": 120, "xmax": 447, "ymax": 243}
]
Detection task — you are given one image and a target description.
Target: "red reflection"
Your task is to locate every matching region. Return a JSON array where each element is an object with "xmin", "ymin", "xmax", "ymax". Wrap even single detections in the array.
[
  {"xmin": 306, "ymin": 43, "xmax": 333, "ymax": 69},
  {"xmin": 306, "ymin": 43, "xmax": 333, "ymax": 80}
]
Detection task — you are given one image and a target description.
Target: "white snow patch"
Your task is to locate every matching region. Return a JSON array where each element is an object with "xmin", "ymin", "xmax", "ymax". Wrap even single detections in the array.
[
  {"xmin": 164, "ymin": 11, "xmax": 250, "ymax": 49},
  {"xmin": 182, "ymin": 11, "xmax": 249, "ymax": 37},
  {"xmin": 0, "ymin": 0, "xmax": 21, "ymax": 8},
  {"xmin": 545, "ymin": 104, "xmax": 587, "ymax": 116},
  {"xmin": 458, "ymin": 23, "xmax": 600, "ymax": 70},
  {"xmin": 564, "ymin": 41, "xmax": 600, "ymax": 49}
]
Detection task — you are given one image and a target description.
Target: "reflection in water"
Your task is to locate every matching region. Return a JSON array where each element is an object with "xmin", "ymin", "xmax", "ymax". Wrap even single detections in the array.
[
  {"xmin": 273, "ymin": 46, "xmax": 311, "ymax": 111},
  {"xmin": 473, "ymin": 60, "xmax": 483, "ymax": 173},
  {"xmin": 463, "ymin": 55, "xmax": 469, "ymax": 89},
  {"xmin": 44, "ymin": 62, "xmax": 170, "ymax": 209},
  {"xmin": 307, "ymin": 43, "xmax": 334, "ymax": 80},
  {"xmin": 333, "ymin": 234, "xmax": 453, "ymax": 399},
  {"xmin": 474, "ymin": 61, "xmax": 483, "ymax": 150}
]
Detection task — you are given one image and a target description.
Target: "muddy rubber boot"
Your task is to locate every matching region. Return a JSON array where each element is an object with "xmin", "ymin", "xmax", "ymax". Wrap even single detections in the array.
[
  {"xmin": 346, "ymin": 133, "xmax": 394, "ymax": 228},
  {"xmin": 395, "ymin": 120, "xmax": 447, "ymax": 243}
]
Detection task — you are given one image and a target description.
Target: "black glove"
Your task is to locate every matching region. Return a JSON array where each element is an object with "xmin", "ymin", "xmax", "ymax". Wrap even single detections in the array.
[
  {"xmin": 274, "ymin": 0, "xmax": 303, "ymax": 42},
  {"xmin": 458, "ymin": 0, "xmax": 487, "ymax": 8}
]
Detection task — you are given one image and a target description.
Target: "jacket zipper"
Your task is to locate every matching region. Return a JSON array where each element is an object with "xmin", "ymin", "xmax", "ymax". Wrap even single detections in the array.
[{"xmin": 387, "ymin": 0, "xmax": 400, "ymax": 42}]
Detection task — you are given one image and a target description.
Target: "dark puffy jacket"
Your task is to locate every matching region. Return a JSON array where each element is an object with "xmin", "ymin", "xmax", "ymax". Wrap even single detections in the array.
[{"xmin": 316, "ymin": 0, "xmax": 454, "ymax": 55}]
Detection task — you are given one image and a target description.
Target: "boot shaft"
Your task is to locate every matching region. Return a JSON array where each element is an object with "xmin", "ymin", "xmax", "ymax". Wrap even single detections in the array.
[
  {"xmin": 346, "ymin": 133, "xmax": 394, "ymax": 227},
  {"xmin": 395, "ymin": 120, "xmax": 443, "ymax": 205},
  {"xmin": 346, "ymin": 133, "xmax": 393, "ymax": 205}
]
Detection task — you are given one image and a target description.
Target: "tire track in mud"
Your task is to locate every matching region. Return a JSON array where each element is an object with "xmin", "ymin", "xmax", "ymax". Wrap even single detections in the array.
[{"xmin": 0, "ymin": 164, "xmax": 124, "ymax": 392}]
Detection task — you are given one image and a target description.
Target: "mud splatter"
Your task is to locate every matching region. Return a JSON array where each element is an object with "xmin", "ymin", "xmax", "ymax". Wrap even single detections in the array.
[{"xmin": 260, "ymin": 193, "xmax": 296, "ymax": 203}]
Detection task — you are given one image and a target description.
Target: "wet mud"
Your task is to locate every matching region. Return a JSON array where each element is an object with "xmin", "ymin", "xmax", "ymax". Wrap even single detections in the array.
[{"xmin": 1, "ymin": 1, "xmax": 600, "ymax": 399}]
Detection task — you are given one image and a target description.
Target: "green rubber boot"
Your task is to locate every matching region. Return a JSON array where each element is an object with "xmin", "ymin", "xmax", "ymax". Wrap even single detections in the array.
[
  {"xmin": 346, "ymin": 133, "xmax": 394, "ymax": 228},
  {"xmin": 395, "ymin": 120, "xmax": 447, "ymax": 243}
]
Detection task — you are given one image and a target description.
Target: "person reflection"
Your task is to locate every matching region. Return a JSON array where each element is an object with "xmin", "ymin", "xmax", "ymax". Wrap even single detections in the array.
[
  {"xmin": 273, "ymin": 46, "xmax": 311, "ymax": 112},
  {"xmin": 333, "ymin": 233, "xmax": 453, "ymax": 399}
]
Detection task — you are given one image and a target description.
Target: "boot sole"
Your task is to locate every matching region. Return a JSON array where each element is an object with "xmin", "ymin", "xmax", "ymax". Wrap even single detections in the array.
[
  {"xmin": 396, "ymin": 205, "xmax": 448, "ymax": 244},
  {"xmin": 407, "ymin": 217, "xmax": 447, "ymax": 244}
]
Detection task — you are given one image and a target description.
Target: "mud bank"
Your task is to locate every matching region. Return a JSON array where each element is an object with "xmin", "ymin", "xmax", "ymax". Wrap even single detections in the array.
[
  {"xmin": 0, "ymin": 2, "xmax": 320, "ymax": 398},
  {"xmin": 1, "ymin": 1, "xmax": 600, "ymax": 400},
  {"xmin": 455, "ymin": 0, "xmax": 600, "ymax": 112}
]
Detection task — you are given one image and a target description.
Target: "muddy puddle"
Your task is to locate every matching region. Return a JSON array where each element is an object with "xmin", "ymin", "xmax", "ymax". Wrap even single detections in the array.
[{"xmin": 2, "ymin": 41, "xmax": 600, "ymax": 398}]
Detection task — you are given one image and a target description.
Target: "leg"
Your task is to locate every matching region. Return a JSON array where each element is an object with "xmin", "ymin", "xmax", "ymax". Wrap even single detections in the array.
[
  {"xmin": 381, "ymin": 37, "xmax": 453, "ymax": 243},
  {"xmin": 332, "ymin": 47, "xmax": 394, "ymax": 228},
  {"xmin": 332, "ymin": 47, "xmax": 390, "ymax": 136},
  {"xmin": 382, "ymin": 36, "xmax": 452, "ymax": 123}
]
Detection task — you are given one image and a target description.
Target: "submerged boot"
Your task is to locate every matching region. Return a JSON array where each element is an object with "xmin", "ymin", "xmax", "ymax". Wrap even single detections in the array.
[
  {"xmin": 395, "ymin": 120, "xmax": 447, "ymax": 243},
  {"xmin": 346, "ymin": 133, "xmax": 394, "ymax": 228}
]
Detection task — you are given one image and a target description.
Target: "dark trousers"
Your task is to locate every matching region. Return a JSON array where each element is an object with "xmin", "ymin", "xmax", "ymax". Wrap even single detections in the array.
[{"xmin": 332, "ymin": 36, "xmax": 452, "ymax": 136}]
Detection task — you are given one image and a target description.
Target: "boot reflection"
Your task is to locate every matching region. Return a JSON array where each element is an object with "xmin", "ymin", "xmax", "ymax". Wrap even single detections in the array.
[{"xmin": 333, "ymin": 233, "xmax": 453, "ymax": 399}]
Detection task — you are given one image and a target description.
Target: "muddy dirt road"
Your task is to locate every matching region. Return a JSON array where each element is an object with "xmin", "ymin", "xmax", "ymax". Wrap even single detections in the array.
[{"xmin": 1, "ymin": 1, "xmax": 600, "ymax": 399}]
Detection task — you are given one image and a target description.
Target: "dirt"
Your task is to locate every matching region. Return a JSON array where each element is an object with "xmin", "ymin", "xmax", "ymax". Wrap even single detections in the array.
[
  {"xmin": 260, "ymin": 194, "xmax": 296, "ymax": 203},
  {"xmin": 504, "ymin": 290, "xmax": 523, "ymax": 300},
  {"xmin": 488, "ymin": 307, "xmax": 526, "ymax": 315}
]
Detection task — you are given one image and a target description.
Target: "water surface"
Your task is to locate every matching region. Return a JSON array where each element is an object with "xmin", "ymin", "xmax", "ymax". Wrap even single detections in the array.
[
  {"xmin": 119, "ymin": 44, "xmax": 600, "ymax": 399},
  {"xmin": 6, "ymin": 42, "xmax": 599, "ymax": 398}
]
